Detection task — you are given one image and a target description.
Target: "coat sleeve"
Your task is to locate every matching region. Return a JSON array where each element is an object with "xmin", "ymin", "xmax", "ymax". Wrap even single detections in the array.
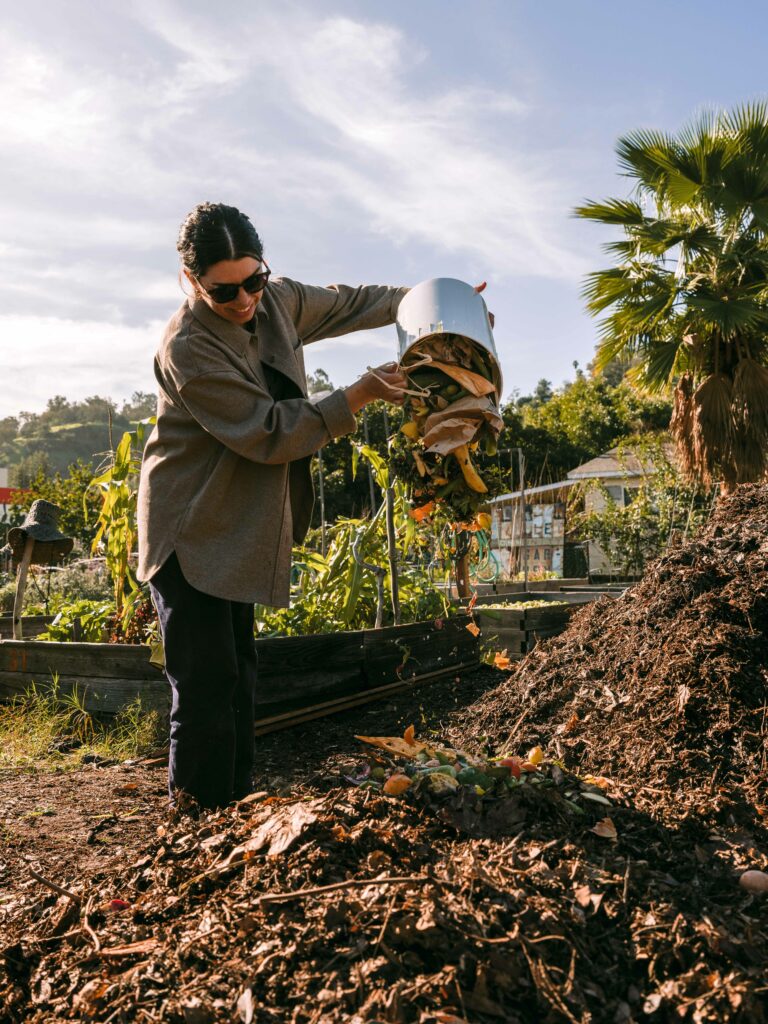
[
  {"xmin": 178, "ymin": 371, "xmax": 356, "ymax": 464},
  {"xmin": 279, "ymin": 279, "xmax": 409, "ymax": 344}
]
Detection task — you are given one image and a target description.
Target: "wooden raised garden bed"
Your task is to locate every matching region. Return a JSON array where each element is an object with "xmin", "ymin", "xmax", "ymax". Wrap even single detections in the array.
[
  {"xmin": 0, "ymin": 615, "xmax": 479, "ymax": 734},
  {"xmin": 0, "ymin": 614, "xmax": 53, "ymax": 640},
  {"xmin": 474, "ymin": 586, "xmax": 624, "ymax": 659}
]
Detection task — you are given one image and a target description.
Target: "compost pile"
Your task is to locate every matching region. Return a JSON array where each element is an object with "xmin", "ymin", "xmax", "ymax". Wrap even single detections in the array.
[
  {"xmin": 461, "ymin": 483, "xmax": 768, "ymax": 826},
  {"xmin": 2, "ymin": 489, "xmax": 768, "ymax": 1023}
]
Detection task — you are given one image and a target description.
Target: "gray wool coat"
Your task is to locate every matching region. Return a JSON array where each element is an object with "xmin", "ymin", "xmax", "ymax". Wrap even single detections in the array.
[{"xmin": 137, "ymin": 277, "xmax": 408, "ymax": 605}]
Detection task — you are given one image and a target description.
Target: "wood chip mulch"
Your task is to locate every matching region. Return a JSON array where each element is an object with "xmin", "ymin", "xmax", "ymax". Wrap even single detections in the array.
[{"xmin": 2, "ymin": 485, "xmax": 768, "ymax": 1023}]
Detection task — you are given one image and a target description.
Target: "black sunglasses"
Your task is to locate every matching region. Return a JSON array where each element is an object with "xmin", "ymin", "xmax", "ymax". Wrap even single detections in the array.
[{"xmin": 197, "ymin": 261, "xmax": 271, "ymax": 304}]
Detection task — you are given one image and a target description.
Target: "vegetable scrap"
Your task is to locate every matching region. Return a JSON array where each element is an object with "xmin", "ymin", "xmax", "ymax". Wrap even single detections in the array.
[
  {"xmin": 353, "ymin": 726, "xmax": 620, "ymax": 836},
  {"xmin": 389, "ymin": 335, "xmax": 505, "ymax": 520}
]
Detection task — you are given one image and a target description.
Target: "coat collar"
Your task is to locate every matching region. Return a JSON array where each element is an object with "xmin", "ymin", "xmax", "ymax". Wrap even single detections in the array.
[
  {"xmin": 187, "ymin": 296, "xmax": 273, "ymax": 352},
  {"xmin": 187, "ymin": 294, "xmax": 306, "ymax": 395}
]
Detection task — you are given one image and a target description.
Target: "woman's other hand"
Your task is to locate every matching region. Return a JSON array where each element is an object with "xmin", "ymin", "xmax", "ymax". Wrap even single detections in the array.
[
  {"xmin": 474, "ymin": 281, "xmax": 495, "ymax": 328},
  {"xmin": 345, "ymin": 362, "xmax": 408, "ymax": 414}
]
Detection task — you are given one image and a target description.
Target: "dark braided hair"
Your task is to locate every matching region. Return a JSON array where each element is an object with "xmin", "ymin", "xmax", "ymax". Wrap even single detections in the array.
[{"xmin": 177, "ymin": 202, "xmax": 264, "ymax": 277}]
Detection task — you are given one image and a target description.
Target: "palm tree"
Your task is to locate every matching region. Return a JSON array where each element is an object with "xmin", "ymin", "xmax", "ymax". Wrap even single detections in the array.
[{"xmin": 576, "ymin": 103, "xmax": 768, "ymax": 489}]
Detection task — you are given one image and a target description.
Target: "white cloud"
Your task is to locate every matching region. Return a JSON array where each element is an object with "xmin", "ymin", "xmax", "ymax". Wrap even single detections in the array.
[
  {"xmin": 0, "ymin": 3, "xmax": 591, "ymax": 415},
  {"xmin": 129, "ymin": 5, "xmax": 585, "ymax": 280},
  {"xmin": 0, "ymin": 315, "xmax": 163, "ymax": 418}
]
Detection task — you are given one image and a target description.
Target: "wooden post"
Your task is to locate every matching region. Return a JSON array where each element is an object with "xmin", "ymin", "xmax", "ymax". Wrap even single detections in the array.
[
  {"xmin": 12, "ymin": 537, "xmax": 35, "ymax": 640},
  {"xmin": 456, "ymin": 552, "xmax": 471, "ymax": 599}
]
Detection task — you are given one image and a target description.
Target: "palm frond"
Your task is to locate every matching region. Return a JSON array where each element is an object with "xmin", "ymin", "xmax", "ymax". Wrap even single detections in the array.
[
  {"xmin": 686, "ymin": 293, "xmax": 768, "ymax": 336},
  {"xmin": 574, "ymin": 198, "xmax": 645, "ymax": 225},
  {"xmin": 629, "ymin": 340, "xmax": 682, "ymax": 390}
]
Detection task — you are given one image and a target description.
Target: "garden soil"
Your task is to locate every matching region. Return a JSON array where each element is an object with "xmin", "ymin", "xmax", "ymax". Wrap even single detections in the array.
[{"xmin": 1, "ymin": 486, "xmax": 767, "ymax": 1023}]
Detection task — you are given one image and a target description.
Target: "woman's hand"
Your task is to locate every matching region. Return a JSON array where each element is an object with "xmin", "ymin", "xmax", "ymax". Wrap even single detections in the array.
[
  {"xmin": 474, "ymin": 281, "xmax": 495, "ymax": 328},
  {"xmin": 344, "ymin": 362, "xmax": 408, "ymax": 414}
]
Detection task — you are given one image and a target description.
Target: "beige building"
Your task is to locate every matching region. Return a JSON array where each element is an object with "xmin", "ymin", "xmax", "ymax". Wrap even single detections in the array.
[{"xmin": 490, "ymin": 446, "xmax": 659, "ymax": 579}]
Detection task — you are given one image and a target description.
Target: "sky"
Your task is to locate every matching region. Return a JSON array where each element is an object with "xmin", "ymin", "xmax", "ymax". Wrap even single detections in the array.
[{"xmin": 2, "ymin": 0, "xmax": 768, "ymax": 419}]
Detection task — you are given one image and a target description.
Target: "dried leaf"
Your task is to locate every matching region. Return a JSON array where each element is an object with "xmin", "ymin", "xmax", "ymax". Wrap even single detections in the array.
[
  {"xmin": 409, "ymin": 501, "xmax": 435, "ymax": 521},
  {"xmin": 493, "ymin": 650, "xmax": 512, "ymax": 670},
  {"xmin": 422, "ymin": 359, "xmax": 497, "ymax": 397},
  {"xmin": 237, "ymin": 987, "xmax": 255, "ymax": 1024},
  {"xmin": 591, "ymin": 817, "xmax": 618, "ymax": 840},
  {"xmin": 356, "ymin": 734, "xmax": 427, "ymax": 757},
  {"xmin": 100, "ymin": 938, "xmax": 159, "ymax": 958},
  {"xmin": 421, "ymin": 394, "xmax": 504, "ymax": 455},
  {"xmin": 222, "ymin": 800, "xmax": 322, "ymax": 866},
  {"xmin": 557, "ymin": 713, "xmax": 579, "ymax": 736},
  {"xmin": 403, "ymin": 724, "xmax": 416, "ymax": 745}
]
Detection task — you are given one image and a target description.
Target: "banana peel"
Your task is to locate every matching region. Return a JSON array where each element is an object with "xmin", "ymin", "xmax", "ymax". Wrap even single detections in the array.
[{"xmin": 453, "ymin": 443, "xmax": 487, "ymax": 493}]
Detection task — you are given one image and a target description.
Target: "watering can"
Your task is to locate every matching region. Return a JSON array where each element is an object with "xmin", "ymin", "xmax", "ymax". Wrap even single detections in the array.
[{"xmin": 395, "ymin": 277, "xmax": 503, "ymax": 395}]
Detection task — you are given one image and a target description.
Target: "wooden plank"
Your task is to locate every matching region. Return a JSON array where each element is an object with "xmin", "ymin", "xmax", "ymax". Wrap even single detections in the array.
[
  {"xmin": 476, "ymin": 610, "xmax": 525, "ymax": 630},
  {"xmin": 528, "ymin": 626, "xmax": 566, "ymax": 641},
  {"xmin": 0, "ymin": 671, "xmax": 169, "ymax": 714},
  {"xmin": 0, "ymin": 615, "xmax": 482, "ymax": 720},
  {"xmin": 0, "ymin": 615, "xmax": 53, "ymax": 639},
  {"xmin": 363, "ymin": 617, "xmax": 477, "ymax": 685},
  {"xmin": 254, "ymin": 659, "xmax": 481, "ymax": 735},
  {"xmin": 0, "ymin": 641, "xmax": 159, "ymax": 681},
  {"xmin": 254, "ymin": 631, "xmax": 364, "ymax": 706},
  {"xmin": 477, "ymin": 623, "xmax": 526, "ymax": 640},
  {"xmin": 523, "ymin": 609, "xmax": 572, "ymax": 629}
]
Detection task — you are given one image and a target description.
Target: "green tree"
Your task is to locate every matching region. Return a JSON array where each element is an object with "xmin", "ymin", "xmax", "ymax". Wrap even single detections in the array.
[
  {"xmin": 493, "ymin": 377, "xmax": 671, "ymax": 486},
  {"xmin": 570, "ymin": 436, "xmax": 712, "ymax": 574},
  {"xmin": 121, "ymin": 391, "xmax": 157, "ymax": 421},
  {"xmin": 577, "ymin": 102, "xmax": 768, "ymax": 488}
]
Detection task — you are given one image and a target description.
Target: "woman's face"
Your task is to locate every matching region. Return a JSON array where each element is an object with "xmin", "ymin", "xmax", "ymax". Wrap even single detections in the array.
[{"xmin": 190, "ymin": 256, "xmax": 267, "ymax": 325}]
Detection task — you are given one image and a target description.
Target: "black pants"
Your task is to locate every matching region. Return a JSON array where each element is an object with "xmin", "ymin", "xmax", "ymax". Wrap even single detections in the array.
[{"xmin": 149, "ymin": 552, "xmax": 257, "ymax": 809}]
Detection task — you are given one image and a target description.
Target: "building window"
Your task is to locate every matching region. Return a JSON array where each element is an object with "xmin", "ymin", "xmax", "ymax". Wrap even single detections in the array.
[{"xmin": 605, "ymin": 485, "xmax": 625, "ymax": 505}]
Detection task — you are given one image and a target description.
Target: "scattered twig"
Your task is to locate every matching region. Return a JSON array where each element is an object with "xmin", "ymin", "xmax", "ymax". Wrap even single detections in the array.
[
  {"xmin": 372, "ymin": 891, "xmax": 398, "ymax": 952},
  {"xmin": 23, "ymin": 857, "xmax": 81, "ymax": 907},
  {"xmin": 176, "ymin": 923, "xmax": 226, "ymax": 958},
  {"xmin": 81, "ymin": 895, "xmax": 101, "ymax": 953},
  {"xmin": 259, "ymin": 875, "xmax": 429, "ymax": 905}
]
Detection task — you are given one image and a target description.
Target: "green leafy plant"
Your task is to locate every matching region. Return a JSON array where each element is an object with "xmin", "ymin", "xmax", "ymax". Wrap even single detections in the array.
[
  {"xmin": 0, "ymin": 679, "xmax": 163, "ymax": 769},
  {"xmin": 38, "ymin": 599, "xmax": 114, "ymax": 642},
  {"xmin": 569, "ymin": 437, "xmax": 713, "ymax": 574},
  {"xmin": 87, "ymin": 420, "xmax": 153, "ymax": 622},
  {"xmin": 256, "ymin": 445, "xmax": 449, "ymax": 636},
  {"xmin": 577, "ymin": 102, "xmax": 768, "ymax": 487}
]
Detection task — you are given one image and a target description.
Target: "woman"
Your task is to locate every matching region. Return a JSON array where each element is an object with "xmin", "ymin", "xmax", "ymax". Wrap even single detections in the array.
[{"xmin": 137, "ymin": 202, "xmax": 408, "ymax": 811}]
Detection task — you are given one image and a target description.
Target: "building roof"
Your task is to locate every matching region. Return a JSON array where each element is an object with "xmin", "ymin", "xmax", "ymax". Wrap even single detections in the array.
[
  {"xmin": 491, "ymin": 479, "xmax": 574, "ymax": 504},
  {"xmin": 566, "ymin": 446, "xmax": 663, "ymax": 480}
]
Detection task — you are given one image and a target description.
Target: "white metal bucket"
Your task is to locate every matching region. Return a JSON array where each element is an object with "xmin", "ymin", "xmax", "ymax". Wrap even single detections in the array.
[{"xmin": 396, "ymin": 277, "xmax": 502, "ymax": 393}]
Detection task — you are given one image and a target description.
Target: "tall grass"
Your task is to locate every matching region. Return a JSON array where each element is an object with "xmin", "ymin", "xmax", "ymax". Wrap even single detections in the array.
[{"xmin": 0, "ymin": 678, "xmax": 164, "ymax": 770}]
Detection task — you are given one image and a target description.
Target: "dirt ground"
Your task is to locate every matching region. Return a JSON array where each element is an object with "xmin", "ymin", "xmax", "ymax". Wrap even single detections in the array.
[{"xmin": 1, "ymin": 486, "xmax": 767, "ymax": 1023}]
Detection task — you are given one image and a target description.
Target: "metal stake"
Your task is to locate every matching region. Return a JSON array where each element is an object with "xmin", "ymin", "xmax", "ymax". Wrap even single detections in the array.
[
  {"xmin": 518, "ymin": 447, "xmax": 528, "ymax": 592},
  {"xmin": 316, "ymin": 448, "xmax": 326, "ymax": 557},
  {"xmin": 385, "ymin": 486, "xmax": 401, "ymax": 624},
  {"xmin": 361, "ymin": 407, "xmax": 378, "ymax": 514}
]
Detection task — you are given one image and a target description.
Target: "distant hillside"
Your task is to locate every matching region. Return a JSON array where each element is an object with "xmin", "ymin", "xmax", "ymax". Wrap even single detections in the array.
[{"xmin": 0, "ymin": 393, "xmax": 156, "ymax": 484}]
